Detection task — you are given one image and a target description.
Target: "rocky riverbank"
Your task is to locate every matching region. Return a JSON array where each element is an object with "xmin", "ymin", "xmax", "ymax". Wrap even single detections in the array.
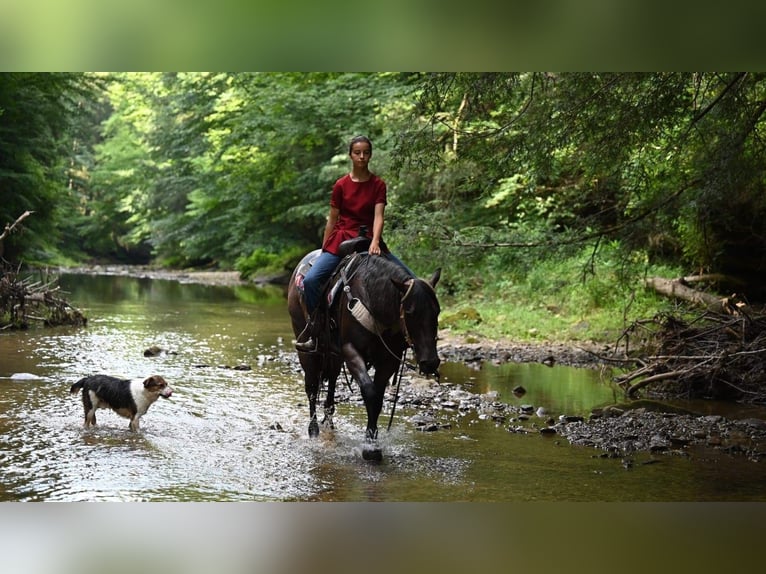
[
  {"xmin": 282, "ymin": 327, "xmax": 766, "ymax": 465},
  {"xmin": 58, "ymin": 264, "xmax": 252, "ymax": 286}
]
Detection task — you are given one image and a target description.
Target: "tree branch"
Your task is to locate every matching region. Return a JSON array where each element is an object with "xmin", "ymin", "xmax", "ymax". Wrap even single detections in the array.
[
  {"xmin": 0, "ymin": 211, "xmax": 34, "ymax": 243},
  {"xmin": 684, "ymin": 72, "xmax": 747, "ymax": 136},
  {"xmin": 627, "ymin": 370, "xmax": 688, "ymax": 397},
  {"xmin": 452, "ymin": 178, "xmax": 701, "ymax": 250}
]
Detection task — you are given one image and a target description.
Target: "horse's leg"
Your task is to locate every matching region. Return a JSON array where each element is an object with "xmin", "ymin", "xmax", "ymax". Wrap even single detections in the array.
[
  {"xmin": 321, "ymin": 358, "xmax": 339, "ymax": 430},
  {"xmin": 306, "ymin": 377, "xmax": 320, "ymax": 438},
  {"xmin": 342, "ymin": 342, "xmax": 384, "ymax": 461},
  {"xmin": 370, "ymin": 360, "xmax": 398, "ymax": 435},
  {"xmin": 300, "ymin": 354, "xmax": 321, "ymax": 438}
]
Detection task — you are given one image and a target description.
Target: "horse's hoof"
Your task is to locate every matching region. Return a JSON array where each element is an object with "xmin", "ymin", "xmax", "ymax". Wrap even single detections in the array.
[
  {"xmin": 322, "ymin": 420, "xmax": 335, "ymax": 431},
  {"xmin": 362, "ymin": 447, "xmax": 383, "ymax": 462},
  {"xmin": 320, "ymin": 415, "xmax": 335, "ymax": 430},
  {"xmin": 308, "ymin": 419, "xmax": 319, "ymax": 438}
]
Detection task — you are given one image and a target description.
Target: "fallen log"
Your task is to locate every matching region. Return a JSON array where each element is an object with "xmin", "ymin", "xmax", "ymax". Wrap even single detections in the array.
[
  {"xmin": 644, "ymin": 276, "xmax": 743, "ymax": 314},
  {"xmin": 626, "ymin": 369, "xmax": 689, "ymax": 397}
]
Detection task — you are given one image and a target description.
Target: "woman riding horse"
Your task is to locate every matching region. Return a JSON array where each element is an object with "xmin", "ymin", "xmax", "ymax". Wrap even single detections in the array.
[
  {"xmin": 288, "ymin": 249, "xmax": 441, "ymax": 460},
  {"xmin": 295, "ymin": 135, "xmax": 412, "ymax": 353}
]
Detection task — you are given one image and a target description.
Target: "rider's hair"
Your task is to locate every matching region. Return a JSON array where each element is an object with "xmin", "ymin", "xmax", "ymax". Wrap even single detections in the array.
[{"xmin": 349, "ymin": 135, "xmax": 372, "ymax": 154}]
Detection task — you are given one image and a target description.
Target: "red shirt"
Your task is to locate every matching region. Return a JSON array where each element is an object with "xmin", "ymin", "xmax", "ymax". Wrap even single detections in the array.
[{"xmin": 322, "ymin": 173, "xmax": 387, "ymax": 254}]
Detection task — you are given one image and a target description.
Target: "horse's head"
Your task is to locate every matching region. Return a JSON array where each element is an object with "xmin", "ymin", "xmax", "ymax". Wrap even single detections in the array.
[{"xmin": 393, "ymin": 268, "xmax": 442, "ymax": 377}]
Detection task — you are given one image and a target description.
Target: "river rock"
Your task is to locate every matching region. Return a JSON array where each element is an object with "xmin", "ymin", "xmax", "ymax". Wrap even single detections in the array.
[{"xmin": 10, "ymin": 372, "xmax": 43, "ymax": 380}]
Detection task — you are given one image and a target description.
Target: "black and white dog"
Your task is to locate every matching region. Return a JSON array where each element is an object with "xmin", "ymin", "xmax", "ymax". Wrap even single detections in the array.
[{"xmin": 70, "ymin": 374, "xmax": 173, "ymax": 431}]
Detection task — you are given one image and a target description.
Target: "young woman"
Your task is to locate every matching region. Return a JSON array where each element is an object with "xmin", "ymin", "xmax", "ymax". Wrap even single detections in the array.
[{"xmin": 296, "ymin": 135, "xmax": 412, "ymax": 352}]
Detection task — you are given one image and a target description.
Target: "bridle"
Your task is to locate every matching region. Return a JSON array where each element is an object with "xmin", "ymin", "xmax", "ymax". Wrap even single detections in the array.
[
  {"xmin": 341, "ymin": 255, "xmax": 438, "ymax": 369},
  {"xmin": 347, "ymin": 277, "xmax": 433, "ymax": 357},
  {"xmin": 398, "ymin": 280, "xmax": 416, "ymax": 348}
]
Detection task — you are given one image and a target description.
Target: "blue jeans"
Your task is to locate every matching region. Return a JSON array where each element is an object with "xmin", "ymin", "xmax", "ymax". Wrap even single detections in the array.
[{"xmin": 302, "ymin": 250, "xmax": 414, "ymax": 315}]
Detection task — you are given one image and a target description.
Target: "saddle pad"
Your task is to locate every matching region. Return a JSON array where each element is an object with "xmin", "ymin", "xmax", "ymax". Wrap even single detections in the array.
[{"xmin": 294, "ymin": 249, "xmax": 322, "ymax": 293}]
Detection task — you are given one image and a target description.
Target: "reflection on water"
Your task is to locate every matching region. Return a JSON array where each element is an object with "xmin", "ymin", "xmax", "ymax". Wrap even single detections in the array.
[
  {"xmin": 440, "ymin": 361, "xmax": 621, "ymax": 416},
  {"xmin": 2, "ymin": 273, "xmax": 766, "ymax": 501}
]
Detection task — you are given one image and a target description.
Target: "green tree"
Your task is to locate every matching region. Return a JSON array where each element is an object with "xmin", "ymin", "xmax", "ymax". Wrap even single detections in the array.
[
  {"xmin": 98, "ymin": 72, "xmax": 418, "ymax": 270},
  {"xmin": 0, "ymin": 72, "xmax": 99, "ymax": 263}
]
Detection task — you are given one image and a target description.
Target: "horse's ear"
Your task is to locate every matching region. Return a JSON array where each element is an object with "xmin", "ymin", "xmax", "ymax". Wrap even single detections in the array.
[{"xmin": 428, "ymin": 268, "xmax": 441, "ymax": 289}]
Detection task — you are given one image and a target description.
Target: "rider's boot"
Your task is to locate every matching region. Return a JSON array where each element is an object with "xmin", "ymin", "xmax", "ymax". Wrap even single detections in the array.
[{"xmin": 295, "ymin": 311, "xmax": 320, "ymax": 352}]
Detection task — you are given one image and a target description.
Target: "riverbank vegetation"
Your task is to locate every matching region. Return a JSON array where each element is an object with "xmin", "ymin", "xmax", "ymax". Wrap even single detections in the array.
[{"xmin": 2, "ymin": 73, "xmax": 766, "ymax": 351}]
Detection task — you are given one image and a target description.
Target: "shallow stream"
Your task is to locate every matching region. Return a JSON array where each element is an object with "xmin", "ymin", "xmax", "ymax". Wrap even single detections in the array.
[{"xmin": 2, "ymin": 273, "xmax": 766, "ymax": 501}]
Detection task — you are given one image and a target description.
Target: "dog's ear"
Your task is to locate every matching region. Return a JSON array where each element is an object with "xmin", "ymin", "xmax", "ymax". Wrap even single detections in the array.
[{"xmin": 143, "ymin": 375, "xmax": 165, "ymax": 388}]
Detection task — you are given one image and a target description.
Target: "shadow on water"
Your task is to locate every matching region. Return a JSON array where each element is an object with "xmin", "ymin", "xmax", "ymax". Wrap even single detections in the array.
[{"xmin": 2, "ymin": 272, "xmax": 766, "ymax": 501}]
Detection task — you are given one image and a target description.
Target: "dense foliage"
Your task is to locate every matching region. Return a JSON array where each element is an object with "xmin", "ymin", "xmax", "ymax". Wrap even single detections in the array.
[
  {"xmin": 0, "ymin": 73, "xmax": 104, "ymax": 262},
  {"xmin": 393, "ymin": 73, "xmax": 766, "ymax": 299},
  {"xmin": 74, "ymin": 72, "xmax": 419, "ymax": 270},
  {"xmin": 3, "ymin": 72, "xmax": 766, "ymax": 338}
]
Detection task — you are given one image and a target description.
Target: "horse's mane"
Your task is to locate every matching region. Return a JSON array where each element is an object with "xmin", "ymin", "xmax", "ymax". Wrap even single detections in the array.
[
  {"xmin": 359, "ymin": 254, "xmax": 412, "ymax": 283},
  {"xmin": 353, "ymin": 255, "xmax": 433, "ymax": 322}
]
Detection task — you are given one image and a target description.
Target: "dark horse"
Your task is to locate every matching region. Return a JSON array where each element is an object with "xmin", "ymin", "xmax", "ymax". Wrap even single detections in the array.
[{"xmin": 287, "ymin": 248, "xmax": 441, "ymax": 460}]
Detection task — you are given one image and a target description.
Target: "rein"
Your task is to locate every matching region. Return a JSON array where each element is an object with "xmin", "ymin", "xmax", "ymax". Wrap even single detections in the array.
[
  {"xmin": 341, "ymin": 258, "xmax": 434, "ymax": 430},
  {"xmin": 398, "ymin": 280, "xmax": 416, "ymax": 348},
  {"xmin": 387, "ymin": 348, "xmax": 407, "ymax": 431}
]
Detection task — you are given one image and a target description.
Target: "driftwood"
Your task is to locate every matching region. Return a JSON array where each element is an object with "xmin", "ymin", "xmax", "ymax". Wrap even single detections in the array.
[
  {"xmin": 1, "ymin": 212, "xmax": 87, "ymax": 329},
  {"xmin": 0, "ymin": 263, "xmax": 87, "ymax": 329},
  {"xmin": 622, "ymin": 274, "xmax": 766, "ymax": 401},
  {"xmin": 0, "ymin": 210, "xmax": 34, "ymax": 250},
  {"xmin": 614, "ymin": 308, "xmax": 766, "ymax": 402}
]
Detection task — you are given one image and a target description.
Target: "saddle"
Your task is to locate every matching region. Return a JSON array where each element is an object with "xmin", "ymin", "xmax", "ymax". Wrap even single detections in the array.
[
  {"xmin": 294, "ymin": 235, "xmax": 371, "ymax": 305},
  {"xmin": 294, "ymin": 235, "xmax": 373, "ymax": 354}
]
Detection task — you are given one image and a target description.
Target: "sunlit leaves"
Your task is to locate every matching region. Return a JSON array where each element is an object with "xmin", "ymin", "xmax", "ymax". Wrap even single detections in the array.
[{"xmin": 82, "ymin": 72, "xmax": 417, "ymax": 267}]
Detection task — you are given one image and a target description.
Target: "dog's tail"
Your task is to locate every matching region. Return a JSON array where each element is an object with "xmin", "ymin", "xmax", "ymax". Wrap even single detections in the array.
[{"xmin": 70, "ymin": 379, "xmax": 86, "ymax": 395}]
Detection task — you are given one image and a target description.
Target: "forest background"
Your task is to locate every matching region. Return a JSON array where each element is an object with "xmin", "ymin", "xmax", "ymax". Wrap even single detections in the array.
[{"xmin": 2, "ymin": 72, "xmax": 765, "ymax": 344}]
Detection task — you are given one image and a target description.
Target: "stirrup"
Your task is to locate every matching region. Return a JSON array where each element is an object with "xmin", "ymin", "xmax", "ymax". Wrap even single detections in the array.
[{"xmin": 295, "ymin": 336, "xmax": 318, "ymax": 352}]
